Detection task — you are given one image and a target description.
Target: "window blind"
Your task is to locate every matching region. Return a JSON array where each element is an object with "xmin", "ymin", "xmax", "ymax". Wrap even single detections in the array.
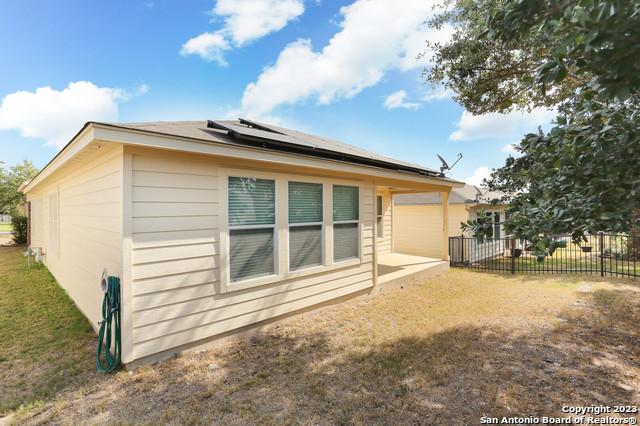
[
  {"xmin": 289, "ymin": 225, "xmax": 322, "ymax": 270},
  {"xmin": 334, "ymin": 223, "xmax": 359, "ymax": 261},
  {"xmin": 228, "ymin": 177, "xmax": 275, "ymax": 226},
  {"xmin": 289, "ymin": 182, "xmax": 323, "ymax": 270},
  {"xmin": 288, "ymin": 182, "xmax": 322, "ymax": 223},
  {"xmin": 333, "ymin": 185, "xmax": 359, "ymax": 221},
  {"xmin": 229, "ymin": 228, "xmax": 274, "ymax": 282},
  {"xmin": 333, "ymin": 185, "xmax": 359, "ymax": 261}
]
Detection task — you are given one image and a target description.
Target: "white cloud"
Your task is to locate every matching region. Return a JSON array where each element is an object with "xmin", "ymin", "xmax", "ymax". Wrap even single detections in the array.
[
  {"xmin": 465, "ymin": 166, "xmax": 492, "ymax": 187},
  {"xmin": 422, "ymin": 84, "xmax": 453, "ymax": 102},
  {"xmin": 180, "ymin": 31, "xmax": 231, "ymax": 66},
  {"xmin": 449, "ymin": 108, "xmax": 556, "ymax": 142},
  {"xmin": 182, "ymin": 0, "xmax": 304, "ymax": 63},
  {"xmin": 214, "ymin": 0, "xmax": 304, "ymax": 46},
  {"xmin": 502, "ymin": 143, "xmax": 518, "ymax": 154},
  {"xmin": 383, "ymin": 90, "xmax": 420, "ymax": 110},
  {"xmin": 0, "ymin": 81, "xmax": 145, "ymax": 149},
  {"xmin": 241, "ymin": 0, "xmax": 449, "ymax": 117}
]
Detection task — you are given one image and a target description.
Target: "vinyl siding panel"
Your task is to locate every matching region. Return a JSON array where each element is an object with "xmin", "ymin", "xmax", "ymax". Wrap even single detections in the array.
[
  {"xmin": 128, "ymin": 149, "xmax": 375, "ymax": 360},
  {"xmin": 27, "ymin": 144, "xmax": 123, "ymax": 327},
  {"xmin": 393, "ymin": 204, "xmax": 469, "ymax": 258}
]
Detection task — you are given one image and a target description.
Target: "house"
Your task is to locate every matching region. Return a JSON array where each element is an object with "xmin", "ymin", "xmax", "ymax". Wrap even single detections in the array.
[
  {"xmin": 393, "ymin": 184, "xmax": 509, "ymax": 261},
  {"xmin": 22, "ymin": 119, "xmax": 463, "ymax": 366}
]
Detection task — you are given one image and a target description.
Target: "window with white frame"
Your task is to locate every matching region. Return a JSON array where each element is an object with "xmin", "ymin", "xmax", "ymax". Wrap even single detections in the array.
[
  {"xmin": 288, "ymin": 181, "xmax": 323, "ymax": 271},
  {"xmin": 333, "ymin": 185, "xmax": 359, "ymax": 262},
  {"xmin": 376, "ymin": 195, "xmax": 383, "ymax": 239},
  {"xmin": 228, "ymin": 177, "xmax": 276, "ymax": 283}
]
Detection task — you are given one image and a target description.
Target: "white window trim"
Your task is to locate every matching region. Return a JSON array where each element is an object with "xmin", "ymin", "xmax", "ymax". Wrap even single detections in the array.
[
  {"xmin": 223, "ymin": 173, "xmax": 279, "ymax": 291},
  {"xmin": 287, "ymin": 179, "xmax": 325, "ymax": 273},
  {"xmin": 219, "ymin": 168, "xmax": 364, "ymax": 294}
]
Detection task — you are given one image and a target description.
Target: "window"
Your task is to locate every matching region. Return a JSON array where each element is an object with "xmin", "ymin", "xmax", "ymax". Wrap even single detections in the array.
[
  {"xmin": 333, "ymin": 185, "xmax": 359, "ymax": 262},
  {"xmin": 288, "ymin": 182, "xmax": 323, "ymax": 271},
  {"xmin": 228, "ymin": 177, "xmax": 276, "ymax": 283},
  {"xmin": 48, "ymin": 192, "xmax": 58, "ymax": 257},
  {"xmin": 376, "ymin": 195, "xmax": 383, "ymax": 238}
]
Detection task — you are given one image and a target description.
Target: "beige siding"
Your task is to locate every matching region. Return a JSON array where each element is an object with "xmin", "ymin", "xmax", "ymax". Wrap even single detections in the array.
[
  {"xmin": 376, "ymin": 190, "xmax": 392, "ymax": 256},
  {"xmin": 393, "ymin": 204, "xmax": 468, "ymax": 258},
  {"xmin": 27, "ymin": 145, "xmax": 123, "ymax": 326},
  {"xmin": 129, "ymin": 149, "xmax": 374, "ymax": 360}
]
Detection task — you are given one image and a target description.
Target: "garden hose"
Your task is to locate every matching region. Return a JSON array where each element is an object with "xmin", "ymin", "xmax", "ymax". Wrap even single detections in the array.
[{"xmin": 96, "ymin": 276, "xmax": 121, "ymax": 373}]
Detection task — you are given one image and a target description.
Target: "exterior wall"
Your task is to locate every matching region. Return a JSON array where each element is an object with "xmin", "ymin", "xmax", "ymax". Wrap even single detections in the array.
[
  {"xmin": 376, "ymin": 189, "xmax": 393, "ymax": 256},
  {"xmin": 395, "ymin": 203, "xmax": 510, "ymax": 261},
  {"xmin": 467, "ymin": 206, "xmax": 508, "ymax": 238},
  {"xmin": 393, "ymin": 204, "xmax": 468, "ymax": 258},
  {"xmin": 127, "ymin": 148, "xmax": 375, "ymax": 361},
  {"xmin": 27, "ymin": 144, "xmax": 123, "ymax": 327}
]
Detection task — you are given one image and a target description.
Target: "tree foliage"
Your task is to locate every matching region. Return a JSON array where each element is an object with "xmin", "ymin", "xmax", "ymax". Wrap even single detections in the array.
[
  {"xmin": 11, "ymin": 215, "xmax": 28, "ymax": 244},
  {"xmin": 425, "ymin": 0, "xmax": 640, "ymax": 253},
  {"xmin": 0, "ymin": 160, "xmax": 39, "ymax": 217}
]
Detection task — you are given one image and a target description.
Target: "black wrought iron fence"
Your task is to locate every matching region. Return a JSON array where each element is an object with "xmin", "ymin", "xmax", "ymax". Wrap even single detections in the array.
[{"xmin": 449, "ymin": 232, "xmax": 640, "ymax": 278}]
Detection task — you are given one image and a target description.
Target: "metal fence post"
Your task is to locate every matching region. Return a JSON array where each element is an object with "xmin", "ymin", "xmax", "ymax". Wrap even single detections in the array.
[
  {"xmin": 599, "ymin": 232, "xmax": 605, "ymax": 277},
  {"xmin": 510, "ymin": 238, "xmax": 516, "ymax": 274}
]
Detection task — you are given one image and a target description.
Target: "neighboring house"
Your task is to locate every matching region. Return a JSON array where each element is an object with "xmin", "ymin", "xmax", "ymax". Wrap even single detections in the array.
[
  {"xmin": 393, "ymin": 184, "xmax": 509, "ymax": 261},
  {"xmin": 0, "ymin": 213, "xmax": 10, "ymax": 223},
  {"xmin": 23, "ymin": 119, "xmax": 463, "ymax": 366}
]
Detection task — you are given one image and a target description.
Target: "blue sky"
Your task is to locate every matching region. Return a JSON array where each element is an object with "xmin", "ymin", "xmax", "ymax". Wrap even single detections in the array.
[{"xmin": 0, "ymin": 0, "xmax": 554, "ymax": 184}]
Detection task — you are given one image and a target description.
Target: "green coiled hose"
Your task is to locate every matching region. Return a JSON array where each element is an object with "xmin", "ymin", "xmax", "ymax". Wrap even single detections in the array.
[{"xmin": 96, "ymin": 276, "xmax": 121, "ymax": 373}]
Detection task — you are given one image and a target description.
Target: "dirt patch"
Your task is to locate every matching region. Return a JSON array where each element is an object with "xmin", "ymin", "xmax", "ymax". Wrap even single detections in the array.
[{"xmin": 5, "ymin": 261, "xmax": 640, "ymax": 425}]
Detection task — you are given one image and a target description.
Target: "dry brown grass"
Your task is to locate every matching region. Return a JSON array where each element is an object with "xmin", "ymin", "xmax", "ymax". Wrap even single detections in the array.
[{"xmin": 5, "ymin": 252, "xmax": 640, "ymax": 425}]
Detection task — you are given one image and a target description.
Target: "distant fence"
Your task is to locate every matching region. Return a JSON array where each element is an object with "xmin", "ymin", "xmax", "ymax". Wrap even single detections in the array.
[{"xmin": 449, "ymin": 233, "xmax": 640, "ymax": 278}]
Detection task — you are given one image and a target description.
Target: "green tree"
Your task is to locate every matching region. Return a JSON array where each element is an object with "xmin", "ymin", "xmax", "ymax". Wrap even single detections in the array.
[
  {"xmin": 425, "ymin": 0, "xmax": 640, "ymax": 253},
  {"xmin": 0, "ymin": 160, "xmax": 39, "ymax": 217}
]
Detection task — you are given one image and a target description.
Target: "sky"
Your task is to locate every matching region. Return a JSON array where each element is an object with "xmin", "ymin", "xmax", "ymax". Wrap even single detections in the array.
[{"xmin": 0, "ymin": 0, "xmax": 556, "ymax": 185}]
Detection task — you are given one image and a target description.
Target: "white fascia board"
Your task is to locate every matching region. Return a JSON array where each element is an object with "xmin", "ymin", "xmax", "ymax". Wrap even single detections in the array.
[{"xmin": 22, "ymin": 125, "xmax": 95, "ymax": 193}]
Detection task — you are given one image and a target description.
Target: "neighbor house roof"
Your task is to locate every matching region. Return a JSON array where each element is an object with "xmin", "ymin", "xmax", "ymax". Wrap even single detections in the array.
[{"xmin": 394, "ymin": 184, "xmax": 507, "ymax": 206}]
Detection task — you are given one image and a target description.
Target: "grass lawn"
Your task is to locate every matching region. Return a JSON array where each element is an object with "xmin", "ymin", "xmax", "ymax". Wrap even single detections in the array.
[
  {"xmin": 0, "ymin": 246, "xmax": 95, "ymax": 417},
  {"xmin": 0, "ymin": 222, "xmax": 12, "ymax": 232},
  {"xmin": 2, "ymin": 244, "xmax": 640, "ymax": 425}
]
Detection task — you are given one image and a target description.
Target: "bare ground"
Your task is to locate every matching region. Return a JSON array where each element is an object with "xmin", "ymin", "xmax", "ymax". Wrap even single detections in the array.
[{"xmin": 3, "ymin": 243, "xmax": 640, "ymax": 425}]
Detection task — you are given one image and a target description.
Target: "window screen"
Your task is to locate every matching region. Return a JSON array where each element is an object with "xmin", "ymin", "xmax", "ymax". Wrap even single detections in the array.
[
  {"xmin": 333, "ymin": 185, "xmax": 359, "ymax": 261},
  {"xmin": 228, "ymin": 177, "xmax": 275, "ymax": 282},
  {"xmin": 289, "ymin": 182, "xmax": 323, "ymax": 270}
]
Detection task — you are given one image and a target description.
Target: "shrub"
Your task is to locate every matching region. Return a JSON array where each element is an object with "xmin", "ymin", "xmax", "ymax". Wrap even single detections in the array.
[{"xmin": 11, "ymin": 215, "xmax": 28, "ymax": 244}]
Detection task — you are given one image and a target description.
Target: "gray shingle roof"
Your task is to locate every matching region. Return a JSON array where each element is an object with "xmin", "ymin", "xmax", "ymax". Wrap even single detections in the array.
[
  {"xmin": 103, "ymin": 119, "xmax": 445, "ymax": 178},
  {"xmin": 394, "ymin": 184, "xmax": 506, "ymax": 205}
]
